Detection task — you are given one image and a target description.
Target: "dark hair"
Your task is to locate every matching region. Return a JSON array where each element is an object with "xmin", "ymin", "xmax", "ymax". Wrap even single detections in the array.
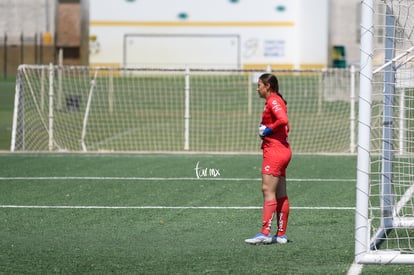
[{"xmin": 259, "ymin": 73, "xmax": 287, "ymax": 104}]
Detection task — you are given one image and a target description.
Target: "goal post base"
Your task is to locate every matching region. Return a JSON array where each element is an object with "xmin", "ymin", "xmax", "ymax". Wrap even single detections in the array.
[{"xmin": 356, "ymin": 251, "xmax": 414, "ymax": 265}]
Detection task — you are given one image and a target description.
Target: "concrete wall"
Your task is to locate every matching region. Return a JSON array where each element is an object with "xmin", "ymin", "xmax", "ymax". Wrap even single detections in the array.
[
  {"xmin": 0, "ymin": 0, "xmax": 89, "ymax": 76},
  {"xmin": 0, "ymin": 0, "xmax": 55, "ymax": 77},
  {"xmin": 0, "ymin": 0, "xmax": 55, "ymax": 43}
]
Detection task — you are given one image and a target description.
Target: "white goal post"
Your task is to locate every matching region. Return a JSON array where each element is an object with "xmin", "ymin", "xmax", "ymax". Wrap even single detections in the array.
[
  {"xmin": 11, "ymin": 65, "xmax": 357, "ymax": 154},
  {"xmin": 355, "ymin": 0, "xmax": 414, "ymax": 264}
]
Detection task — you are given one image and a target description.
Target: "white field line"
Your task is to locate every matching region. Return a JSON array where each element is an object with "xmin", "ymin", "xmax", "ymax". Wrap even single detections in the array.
[
  {"xmin": 0, "ymin": 176, "xmax": 355, "ymax": 182},
  {"xmin": 0, "ymin": 205, "xmax": 355, "ymax": 210},
  {"xmin": 0, "ymin": 177, "xmax": 355, "ymax": 210}
]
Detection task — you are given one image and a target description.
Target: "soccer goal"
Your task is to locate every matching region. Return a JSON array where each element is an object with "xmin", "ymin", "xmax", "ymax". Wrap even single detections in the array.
[
  {"xmin": 11, "ymin": 65, "xmax": 356, "ymax": 153},
  {"xmin": 355, "ymin": 0, "xmax": 414, "ymax": 264}
]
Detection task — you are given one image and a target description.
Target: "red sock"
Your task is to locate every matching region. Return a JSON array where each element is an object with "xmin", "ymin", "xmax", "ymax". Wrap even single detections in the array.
[
  {"xmin": 261, "ymin": 199, "xmax": 277, "ymax": 235},
  {"xmin": 276, "ymin": 197, "xmax": 290, "ymax": 236}
]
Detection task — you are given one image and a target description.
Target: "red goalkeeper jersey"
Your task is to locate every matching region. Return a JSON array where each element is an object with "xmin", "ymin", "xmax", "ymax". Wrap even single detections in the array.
[{"xmin": 261, "ymin": 93, "xmax": 290, "ymax": 147}]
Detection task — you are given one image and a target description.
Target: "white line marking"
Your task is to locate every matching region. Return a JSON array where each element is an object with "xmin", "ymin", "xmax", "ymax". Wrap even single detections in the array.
[
  {"xmin": 0, "ymin": 176, "xmax": 355, "ymax": 182},
  {"xmin": 0, "ymin": 205, "xmax": 355, "ymax": 210},
  {"xmin": 347, "ymin": 263, "xmax": 363, "ymax": 275}
]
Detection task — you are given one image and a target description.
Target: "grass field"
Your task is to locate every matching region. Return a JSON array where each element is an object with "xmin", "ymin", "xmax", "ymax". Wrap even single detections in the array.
[
  {"xmin": 1, "ymin": 153, "xmax": 414, "ymax": 274},
  {"xmin": 2, "ymin": 74, "xmax": 414, "ymax": 273}
]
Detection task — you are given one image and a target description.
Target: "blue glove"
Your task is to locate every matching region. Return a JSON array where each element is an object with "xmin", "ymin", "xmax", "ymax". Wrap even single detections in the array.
[
  {"xmin": 263, "ymin": 127, "xmax": 273, "ymax": 136},
  {"xmin": 259, "ymin": 127, "xmax": 273, "ymax": 138}
]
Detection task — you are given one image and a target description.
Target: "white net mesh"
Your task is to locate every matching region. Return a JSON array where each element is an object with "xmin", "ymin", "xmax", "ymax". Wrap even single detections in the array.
[
  {"xmin": 11, "ymin": 66, "xmax": 356, "ymax": 153},
  {"xmin": 367, "ymin": 0, "xmax": 414, "ymax": 255}
]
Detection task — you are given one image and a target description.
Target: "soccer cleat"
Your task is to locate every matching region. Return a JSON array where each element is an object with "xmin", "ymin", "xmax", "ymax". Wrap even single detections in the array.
[
  {"xmin": 244, "ymin": 233, "xmax": 273, "ymax": 244},
  {"xmin": 273, "ymin": 235, "xmax": 288, "ymax": 244}
]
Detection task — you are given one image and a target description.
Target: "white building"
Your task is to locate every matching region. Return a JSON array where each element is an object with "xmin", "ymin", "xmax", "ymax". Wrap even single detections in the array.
[{"xmin": 89, "ymin": 0, "xmax": 330, "ymax": 69}]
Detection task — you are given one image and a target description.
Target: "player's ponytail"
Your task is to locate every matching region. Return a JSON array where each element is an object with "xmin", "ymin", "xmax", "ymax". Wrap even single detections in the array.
[{"xmin": 259, "ymin": 73, "xmax": 287, "ymax": 105}]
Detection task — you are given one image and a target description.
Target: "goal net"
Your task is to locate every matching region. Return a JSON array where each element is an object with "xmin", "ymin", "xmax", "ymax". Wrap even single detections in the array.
[
  {"xmin": 355, "ymin": 0, "xmax": 414, "ymax": 264},
  {"xmin": 11, "ymin": 65, "xmax": 356, "ymax": 153}
]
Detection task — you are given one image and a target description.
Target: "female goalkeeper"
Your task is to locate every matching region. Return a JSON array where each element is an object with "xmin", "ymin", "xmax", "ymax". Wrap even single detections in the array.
[{"xmin": 245, "ymin": 73, "xmax": 292, "ymax": 245}]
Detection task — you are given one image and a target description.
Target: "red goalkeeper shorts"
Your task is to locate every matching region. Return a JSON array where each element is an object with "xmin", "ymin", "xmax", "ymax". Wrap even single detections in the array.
[{"xmin": 261, "ymin": 144, "xmax": 292, "ymax": 177}]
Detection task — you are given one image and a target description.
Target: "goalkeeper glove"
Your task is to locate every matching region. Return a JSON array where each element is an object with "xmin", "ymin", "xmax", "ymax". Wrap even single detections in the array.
[{"xmin": 259, "ymin": 127, "xmax": 273, "ymax": 138}]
